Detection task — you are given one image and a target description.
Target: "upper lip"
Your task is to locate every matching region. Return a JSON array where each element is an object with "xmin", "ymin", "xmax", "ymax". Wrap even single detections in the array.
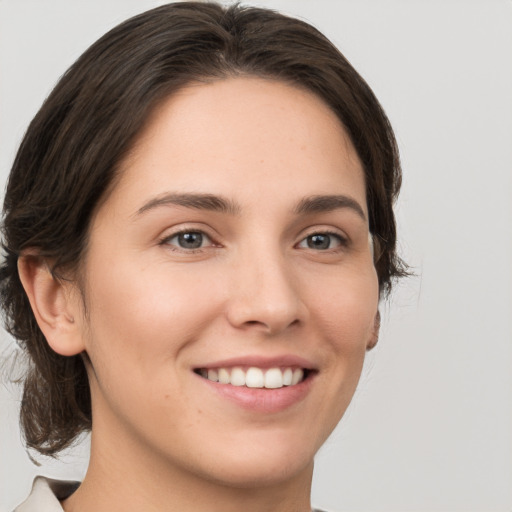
[{"xmin": 194, "ymin": 354, "xmax": 317, "ymax": 371}]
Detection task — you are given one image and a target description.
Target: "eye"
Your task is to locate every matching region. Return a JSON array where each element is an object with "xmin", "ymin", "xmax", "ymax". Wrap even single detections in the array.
[
  {"xmin": 163, "ymin": 231, "xmax": 212, "ymax": 250},
  {"xmin": 298, "ymin": 232, "xmax": 346, "ymax": 250}
]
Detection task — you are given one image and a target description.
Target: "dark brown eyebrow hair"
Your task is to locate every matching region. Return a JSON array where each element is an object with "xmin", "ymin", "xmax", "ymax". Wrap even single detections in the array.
[
  {"xmin": 294, "ymin": 194, "xmax": 366, "ymax": 221},
  {"xmin": 135, "ymin": 192, "xmax": 366, "ymax": 220},
  {"xmin": 136, "ymin": 192, "xmax": 241, "ymax": 216}
]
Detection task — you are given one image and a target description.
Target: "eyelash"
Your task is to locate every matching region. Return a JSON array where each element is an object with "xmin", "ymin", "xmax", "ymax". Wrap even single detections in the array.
[
  {"xmin": 159, "ymin": 229, "xmax": 348, "ymax": 253},
  {"xmin": 297, "ymin": 230, "xmax": 348, "ymax": 251},
  {"xmin": 159, "ymin": 230, "xmax": 215, "ymax": 253}
]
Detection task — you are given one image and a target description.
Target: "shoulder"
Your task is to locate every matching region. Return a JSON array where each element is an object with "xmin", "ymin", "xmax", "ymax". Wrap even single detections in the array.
[{"xmin": 13, "ymin": 476, "xmax": 80, "ymax": 512}]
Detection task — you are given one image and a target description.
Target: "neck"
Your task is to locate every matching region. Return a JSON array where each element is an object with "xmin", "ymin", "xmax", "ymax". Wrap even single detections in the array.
[{"xmin": 62, "ymin": 426, "xmax": 314, "ymax": 512}]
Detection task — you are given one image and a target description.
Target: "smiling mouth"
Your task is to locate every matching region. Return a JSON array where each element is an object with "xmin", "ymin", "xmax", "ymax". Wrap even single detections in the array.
[{"xmin": 194, "ymin": 366, "xmax": 312, "ymax": 389}]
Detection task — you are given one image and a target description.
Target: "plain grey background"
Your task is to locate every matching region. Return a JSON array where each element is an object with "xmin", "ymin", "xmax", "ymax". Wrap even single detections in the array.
[{"xmin": 1, "ymin": 1, "xmax": 511, "ymax": 511}]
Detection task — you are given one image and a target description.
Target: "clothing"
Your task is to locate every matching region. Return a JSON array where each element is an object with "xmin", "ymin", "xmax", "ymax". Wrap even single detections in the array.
[
  {"xmin": 14, "ymin": 477, "xmax": 79, "ymax": 512},
  {"xmin": 14, "ymin": 476, "xmax": 327, "ymax": 511}
]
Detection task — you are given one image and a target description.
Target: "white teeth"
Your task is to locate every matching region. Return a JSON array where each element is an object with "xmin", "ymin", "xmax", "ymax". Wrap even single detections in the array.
[
  {"xmin": 218, "ymin": 368, "xmax": 230, "ymax": 384},
  {"xmin": 283, "ymin": 368, "xmax": 293, "ymax": 386},
  {"xmin": 202, "ymin": 366, "xmax": 307, "ymax": 388},
  {"xmin": 230, "ymin": 367, "xmax": 245, "ymax": 386},
  {"xmin": 245, "ymin": 367, "xmax": 264, "ymax": 388},
  {"xmin": 291, "ymin": 368, "xmax": 304, "ymax": 386},
  {"xmin": 264, "ymin": 368, "xmax": 283, "ymax": 389}
]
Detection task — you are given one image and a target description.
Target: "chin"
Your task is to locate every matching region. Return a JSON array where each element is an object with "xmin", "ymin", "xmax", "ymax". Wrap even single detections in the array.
[
  {"xmin": 181, "ymin": 430, "xmax": 319, "ymax": 489},
  {"xmin": 203, "ymin": 454, "xmax": 315, "ymax": 490}
]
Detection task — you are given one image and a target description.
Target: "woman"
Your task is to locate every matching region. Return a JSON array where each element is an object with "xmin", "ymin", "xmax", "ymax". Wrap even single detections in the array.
[{"xmin": 1, "ymin": 2, "xmax": 406, "ymax": 511}]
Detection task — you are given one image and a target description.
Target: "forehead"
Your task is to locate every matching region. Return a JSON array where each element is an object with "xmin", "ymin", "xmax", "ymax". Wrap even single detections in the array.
[{"xmin": 108, "ymin": 76, "xmax": 366, "ymax": 217}]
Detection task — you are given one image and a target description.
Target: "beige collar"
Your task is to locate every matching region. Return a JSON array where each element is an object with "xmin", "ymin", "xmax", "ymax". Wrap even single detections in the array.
[{"xmin": 14, "ymin": 476, "xmax": 79, "ymax": 512}]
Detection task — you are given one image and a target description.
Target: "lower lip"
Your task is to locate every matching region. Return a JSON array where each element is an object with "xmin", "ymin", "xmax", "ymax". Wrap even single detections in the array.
[{"xmin": 197, "ymin": 373, "xmax": 315, "ymax": 414}]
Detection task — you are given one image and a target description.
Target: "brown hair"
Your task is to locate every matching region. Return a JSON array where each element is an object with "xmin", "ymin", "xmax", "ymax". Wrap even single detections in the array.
[{"xmin": 0, "ymin": 2, "xmax": 406, "ymax": 457}]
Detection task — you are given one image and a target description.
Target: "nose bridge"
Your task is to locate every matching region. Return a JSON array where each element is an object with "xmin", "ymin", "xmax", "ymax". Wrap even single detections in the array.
[{"xmin": 226, "ymin": 238, "xmax": 303, "ymax": 334}]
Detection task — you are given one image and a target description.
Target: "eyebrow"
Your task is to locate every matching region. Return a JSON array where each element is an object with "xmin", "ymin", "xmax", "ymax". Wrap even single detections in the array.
[
  {"xmin": 294, "ymin": 194, "xmax": 366, "ymax": 221},
  {"xmin": 136, "ymin": 192, "xmax": 241, "ymax": 216},
  {"xmin": 135, "ymin": 192, "xmax": 366, "ymax": 221}
]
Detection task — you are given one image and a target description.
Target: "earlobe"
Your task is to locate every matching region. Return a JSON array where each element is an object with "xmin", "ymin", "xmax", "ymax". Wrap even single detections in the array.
[
  {"xmin": 366, "ymin": 310, "xmax": 380, "ymax": 351},
  {"xmin": 18, "ymin": 253, "xmax": 85, "ymax": 356}
]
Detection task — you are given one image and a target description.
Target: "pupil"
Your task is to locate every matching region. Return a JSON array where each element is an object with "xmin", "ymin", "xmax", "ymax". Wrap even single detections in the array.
[
  {"xmin": 179, "ymin": 232, "xmax": 203, "ymax": 249},
  {"xmin": 308, "ymin": 234, "xmax": 330, "ymax": 250}
]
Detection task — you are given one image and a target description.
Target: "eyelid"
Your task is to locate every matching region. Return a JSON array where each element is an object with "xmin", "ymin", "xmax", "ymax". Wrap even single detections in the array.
[
  {"xmin": 295, "ymin": 229, "xmax": 349, "ymax": 250},
  {"xmin": 298, "ymin": 226, "xmax": 349, "ymax": 241},
  {"xmin": 158, "ymin": 225, "xmax": 219, "ymax": 251}
]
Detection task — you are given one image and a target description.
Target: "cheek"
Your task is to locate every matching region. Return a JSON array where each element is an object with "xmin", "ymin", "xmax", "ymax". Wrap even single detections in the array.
[
  {"xmin": 296, "ymin": 268, "xmax": 378, "ymax": 445},
  {"xmin": 82, "ymin": 262, "xmax": 223, "ymax": 387},
  {"xmin": 307, "ymin": 265, "xmax": 379, "ymax": 346}
]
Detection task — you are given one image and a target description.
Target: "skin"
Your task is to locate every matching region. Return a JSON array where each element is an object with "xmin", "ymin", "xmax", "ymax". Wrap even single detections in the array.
[{"xmin": 19, "ymin": 77, "xmax": 379, "ymax": 512}]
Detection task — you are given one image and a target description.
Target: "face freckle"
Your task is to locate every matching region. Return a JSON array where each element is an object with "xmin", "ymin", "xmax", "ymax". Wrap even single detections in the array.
[{"xmin": 77, "ymin": 76, "xmax": 379, "ymax": 488}]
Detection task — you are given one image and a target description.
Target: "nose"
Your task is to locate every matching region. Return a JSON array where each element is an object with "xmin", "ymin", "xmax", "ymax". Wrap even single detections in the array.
[{"xmin": 225, "ymin": 247, "xmax": 307, "ymax": 335}]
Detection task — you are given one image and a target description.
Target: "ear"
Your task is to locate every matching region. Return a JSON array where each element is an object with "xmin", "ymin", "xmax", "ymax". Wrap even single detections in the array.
[
  {"xmin": 366, "ymin": 310, "xmax": 380, "ymax": 351},
  {"xmin": 18, "ymin": 253, "xmax": 86, "ymax": 356}
]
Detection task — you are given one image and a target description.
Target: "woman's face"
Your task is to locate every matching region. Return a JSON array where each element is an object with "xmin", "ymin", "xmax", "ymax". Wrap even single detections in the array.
[{"xmin": 76, "ymin": 77, "xmax": 379, "ymax": 487}]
